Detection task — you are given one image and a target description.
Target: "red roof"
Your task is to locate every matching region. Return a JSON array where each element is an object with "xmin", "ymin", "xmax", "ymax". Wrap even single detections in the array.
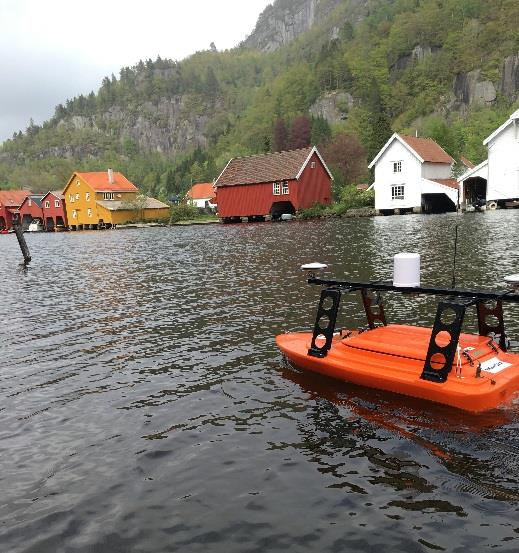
[
  {"xmin": 400, "ymin": 136, "xmax": 454, "ymax": 164},
  {"xmin": 0, "ymin": 190, "xmax": 31, "ymax": 208},
  {"xmin": 461, "ymin": 156, "xmax": 475, "ymax": 169},
  {"xmin": 75, "ymin": 171, "xmax": 138, "ymax": 192},
  {"xmin": 41, "ymin": 190, "xmax": 65, "ymax": 200},
  {"xmin": 431, "ymin": 178, "xmax": 459, "ymax": 189},
  {"xmin": 216, "ymin": 147, "xmax": 315, "ymax": 187},
  {"xmin": 186, "ymin": 182, "xmax": 216, "ymax": 200}
]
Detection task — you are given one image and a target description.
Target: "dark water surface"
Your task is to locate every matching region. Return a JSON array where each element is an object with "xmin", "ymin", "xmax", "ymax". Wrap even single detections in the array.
[{"xmin": 2, "ymin": 212, "xmax": 519, "ymax": 553}]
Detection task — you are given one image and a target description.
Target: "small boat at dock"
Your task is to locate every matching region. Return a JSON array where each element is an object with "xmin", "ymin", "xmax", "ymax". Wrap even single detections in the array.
[{"xmin": 276, "ymin": 258, "xmax": 519, "ymax": 412}]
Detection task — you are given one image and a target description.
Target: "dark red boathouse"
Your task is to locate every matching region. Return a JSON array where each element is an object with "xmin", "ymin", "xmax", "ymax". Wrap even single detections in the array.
[
  {"xmin": 214, "ymin": 146, "xmax": 333, "ymax": 222},
  {"xmin": 41, "ymin": 191, "xmax": 68, "ymax": 231},
  {"xmin": 18, "ymin": 194, "xmax": 44, "ymax": 230},
  {"xmin": 0, "ymin": 190, "xmax": 31, "ymax": 230}
]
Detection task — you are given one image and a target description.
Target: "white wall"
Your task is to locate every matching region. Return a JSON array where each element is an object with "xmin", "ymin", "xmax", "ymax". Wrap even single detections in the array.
[
  {"xmin": 189, "ymin": 198, "xmax": 215, "ymax": 208},
  {"xmin": 487, "ymin": 121, "xmax": 519, "ymax": 200},
  {"xmin": 421, "ymin": 162, "xmax": 452, "ymax": 180},
  {"xmin": 373, "ymin": 140, "xmax": 422, "ymax": 210}
]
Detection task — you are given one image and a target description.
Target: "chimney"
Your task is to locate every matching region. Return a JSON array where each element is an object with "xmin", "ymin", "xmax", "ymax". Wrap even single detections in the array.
[{"xmin": 108, "ymin": 168, "xmax": 114, "ymax": 184}]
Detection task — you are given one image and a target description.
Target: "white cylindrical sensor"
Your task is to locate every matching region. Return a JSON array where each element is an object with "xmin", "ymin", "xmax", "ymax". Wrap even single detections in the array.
[{"xmin": 393, "ymin": 253, "xmax": 420, "ymax": 287}]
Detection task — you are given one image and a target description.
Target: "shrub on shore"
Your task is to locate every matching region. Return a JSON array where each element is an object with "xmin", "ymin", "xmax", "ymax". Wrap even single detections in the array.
[{"xmin": 297, "ymin": 186, "xmax": 374, "ymax": 219}]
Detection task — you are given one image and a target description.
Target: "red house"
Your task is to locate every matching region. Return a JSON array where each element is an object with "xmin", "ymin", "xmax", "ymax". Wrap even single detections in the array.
[
  {"xmin": 215, "ymin": 146, "xmax": 333, "ymax": 222},
  {"xmin": 41, "ymin": 190, "xmax": 68, "ymax": 231},
  {"xmin": 0, "ymin": 190, "xmax": 32, "ymax": 231},
  {"xmin": 18, "ymin": 194, "xmax": 44, "ymax": 230}
]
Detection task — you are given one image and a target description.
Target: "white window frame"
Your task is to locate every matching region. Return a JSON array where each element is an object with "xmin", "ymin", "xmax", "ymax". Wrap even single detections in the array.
[
  {"xmin": 45, "ymin": 201, "xmax": 50, "ymax": 209},
  {"xmin": 393, "ymin": 161, "xmax": 402, "ymax": 173},
  {"xmin": 75, "ymin": 193, "xmax": 80, "ymax": 200},
  {"xmin": 103, "ymin": 192, "xmax": 114, "ymax": 200},
  {"xmin": 72, "ymin": 209, "xmax": 77, "ymax": 219},
  {"xmin": 86, "ymin": 192, "xmax": 90, "ymax": 201},
  {"xmin": 282, "ymin": 181, "xmax": 289, "ymax": 194},
  {"xmin": 311, "ymin": 161, "xmax": 316, "ymax": 168},
  {"xmin": 76, "ymin": 180, "xmax": 81, "ymax": 187},
  {"xmin": 391, "ymin": 185, "xmax": 405, "ymax": 200},
  {"xmin": 55, "ymin": 200, "xmax": 60, "ymax": 208},
  {"xmin": 69, "ymin": 194, "xmax": 75, "ymax": 203},
  {"xmin": 87, "ymin": 208, "xmax": 92, "ymax": 217},
  {"xmin": 273, "ymin": 182, "xmax": 280, "ymax": 195}
]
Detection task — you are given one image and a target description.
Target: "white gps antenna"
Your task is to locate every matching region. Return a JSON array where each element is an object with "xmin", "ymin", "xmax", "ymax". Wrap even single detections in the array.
[
  {"xmin": 504, "ymin": 274, "xmax": 519, "ymax": 291},
  {"xmin": 301, "ymin": 262, "xmax": 328, "ymax": 278}
]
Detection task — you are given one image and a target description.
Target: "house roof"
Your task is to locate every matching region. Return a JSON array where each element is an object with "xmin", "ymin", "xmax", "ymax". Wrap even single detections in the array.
[
  {"xmin": 42, "ymin": 190, "xmax": 65, "ymax": 200},
  {"xmin": 369, "ymin": 133, "xmax": 454, "ymax": 168},
  {"xmin": 0, "ymin": 190, "xmax": 31, "ymax": 208},
  {"xmin": 20, "ymin": 194, "xmax": 44, "ymax": 208},
  {"xmin": 399, "ymin": 135, "xmax": 454, "ymax": 164},
  {"xmin": 96, "ymin": 197, "xmax": 170, "ymax": 211},
  {"xmin": 186, "ymin": 182, "xmax": 216, "ymax": 200},
  {"xmin": 215, "ymin": 146, "xmax": 333, "ymax": 187},
  {"xmin": 429, "ymin": 178, "xmax": 459, "ymax": 190},
  {"xmin": 460, "ymin": 156, "xmax": 475, "ymax": 169},
  {"xmin": 483, "ymin": 109, "xmax": 519, "ymax": 146},
  {"xmin": 457, "ymin": 159, "xmax": 489, "ymax": 183},
  {"xmin": 71, "ymin": 171, "xmax": 138, "ymax": 192}
]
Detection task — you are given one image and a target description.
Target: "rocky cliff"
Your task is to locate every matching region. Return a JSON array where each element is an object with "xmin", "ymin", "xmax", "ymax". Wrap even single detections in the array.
[{"xmin": 242, "ymin": 0, "xmax": 369, "ymax": 52}]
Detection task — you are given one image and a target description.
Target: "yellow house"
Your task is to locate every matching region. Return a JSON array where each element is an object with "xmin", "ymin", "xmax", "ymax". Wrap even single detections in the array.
[{"xmin": 63, "ymin": 170, "xmax": 170, "ymax": 229}]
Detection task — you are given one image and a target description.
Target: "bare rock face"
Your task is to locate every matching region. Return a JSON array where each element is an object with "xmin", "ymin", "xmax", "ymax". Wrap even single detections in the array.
[
  {"xmin": 501, "ymin": 52, "xmax": 519, "ymax": 98},
  {"xmin": 309, "ymin": 91, "xmax": 354, "ymax": 124},
  {"xmin": 242, "ymin": 0, "xmax": 368, "ymax": 52},
  {"xmin": 390, "ymin": 45, "xmax": 439, "ymax": 75},
  {"xmin": 453, "ymin": 69, "xmax": 496, "ymax": 106},
  {"xmin": 56, "ymin": 95, "xmax": 213, "ymax": 157}
]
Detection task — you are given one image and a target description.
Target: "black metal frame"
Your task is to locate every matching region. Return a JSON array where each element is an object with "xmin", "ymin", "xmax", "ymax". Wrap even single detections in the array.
[{"xmin": 306, "ymin": 276, "xmax": 519, "ymax": 382}]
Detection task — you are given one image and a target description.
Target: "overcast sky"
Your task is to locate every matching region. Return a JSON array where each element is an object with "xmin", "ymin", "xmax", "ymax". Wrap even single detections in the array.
[{"xmin": 0, "ymin": 0, "xmax": 272, "ymax": 142}]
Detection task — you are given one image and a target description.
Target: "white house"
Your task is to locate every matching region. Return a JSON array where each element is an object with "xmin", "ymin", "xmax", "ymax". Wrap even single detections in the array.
[
  {"xmin": 369, "ymin": 133, "xmax": 458, "ymax": 214},
  {"xmin": 458, "ymin": 109, "xmax": 519, "ymax": 209},
  {"xmin": 185, "ymin": 182, "xmax": 217, "ymax": 209}
]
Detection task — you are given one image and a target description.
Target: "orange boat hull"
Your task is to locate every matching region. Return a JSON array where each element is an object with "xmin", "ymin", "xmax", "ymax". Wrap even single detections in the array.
[{"xmin": 276, "ymin": 325, "xmax": 519, "ymax": 412}]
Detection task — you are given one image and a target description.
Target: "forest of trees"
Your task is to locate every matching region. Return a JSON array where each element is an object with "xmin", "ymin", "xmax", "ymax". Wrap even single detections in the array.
[{"xmin": 1, "ymin": 0, "xmax": 518, "ymax": 201}]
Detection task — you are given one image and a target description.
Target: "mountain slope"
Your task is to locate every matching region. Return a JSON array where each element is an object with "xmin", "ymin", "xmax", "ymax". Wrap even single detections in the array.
[{"xmin": 1, "ymin": 0, "xmax": 519, "ymax": 197}]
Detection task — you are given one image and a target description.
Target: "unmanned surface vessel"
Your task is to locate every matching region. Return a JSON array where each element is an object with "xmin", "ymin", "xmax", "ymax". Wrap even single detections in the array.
[{"xmin": 276, "ymin": 259, "xmax": 519, "ymax": 412}]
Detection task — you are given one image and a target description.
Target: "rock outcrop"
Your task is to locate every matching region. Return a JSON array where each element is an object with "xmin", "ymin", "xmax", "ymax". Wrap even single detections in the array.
[
  {"xmin": 309, "ymin": 91, "xmax": 354, "ymax": 124},
  {"xmin": 242, "ymin": 0, "xmax": 368, "ymax": 52},
  {"xmin": 55, "ymin": 95, "xmax": 214, "ymax": 156},
  {"xmin": 453, "ymin": 69, "xmax": 496, "ymax": 106},
  {"xmin": 390, "ymin": 45, "xmax": 439, "ymax": 75},
  {"xmin": 501, "ymin": 52, "xmax": 519, "ymax": 98}
]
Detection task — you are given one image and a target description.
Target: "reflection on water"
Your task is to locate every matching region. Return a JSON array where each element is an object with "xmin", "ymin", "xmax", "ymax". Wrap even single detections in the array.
[{"xmin": 1, "ymin": 212, "xmax": 519, "ymax": 552}]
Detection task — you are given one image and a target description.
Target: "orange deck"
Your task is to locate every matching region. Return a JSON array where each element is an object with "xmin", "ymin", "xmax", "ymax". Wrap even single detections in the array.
[{"xmin": 276, "ymin": 324, "xmax": 519, "ymax": 412}]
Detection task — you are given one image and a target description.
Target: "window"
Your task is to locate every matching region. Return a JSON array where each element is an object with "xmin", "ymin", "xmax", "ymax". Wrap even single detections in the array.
[
  {"xmin": 87, "ymin": 208, "xmax": 92, "ymax": 217},
  {"xmin": 76, "ymin": 180, "xmax": 81, "ymax": 187},
  {"xmin": 75, "ymin": 193, "xmax": 80, "ymax": 201},
  {"xmin": 72, "ymin": 210, "xmax": 77, "ymax": 219},
  {"xmin": 393, "ymin": 161, "xmax": 402, "ymax": 173},
  {"xmin": 85, "ymin": 192, "xmax": 90, "ymax": 201},
  {"xmin": 45, "ymin": 201, "xmax": 50, "ymax": 209},
  {"xmin": 55, "ymin": 200, "xmax": 60, "ymax": 208},
  {"xmin": 391, "ymin": 185, "xmax": 405, "ymax": 200},
  {"xmin": 273, "ymin": 182, "xmax": 280, "ymax": 195},
  {"xmin": 311, "ymin": 161, "xmax": 316, "ymax": 168},
  {"xmin": 69, "ymin": 194, "xmax": 75, "ymax": 203},
  {"xmin": 282, "ymin": 181, "xmax": 289, "ymax": 194},
  {"xmin": 103, "ymin": 192, "xmax": 114, "ymax": 200}
]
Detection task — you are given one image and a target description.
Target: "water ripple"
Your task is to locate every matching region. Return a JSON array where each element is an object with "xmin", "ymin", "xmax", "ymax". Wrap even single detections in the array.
[{"xmin": 2, "ymin": 214, "xmax": 519, "ymax": 552}]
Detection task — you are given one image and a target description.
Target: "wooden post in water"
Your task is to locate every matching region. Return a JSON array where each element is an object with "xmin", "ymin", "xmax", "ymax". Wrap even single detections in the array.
[{"xmin": 13, "ymin": 222, "xmax": 31, "ymax": 264}]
